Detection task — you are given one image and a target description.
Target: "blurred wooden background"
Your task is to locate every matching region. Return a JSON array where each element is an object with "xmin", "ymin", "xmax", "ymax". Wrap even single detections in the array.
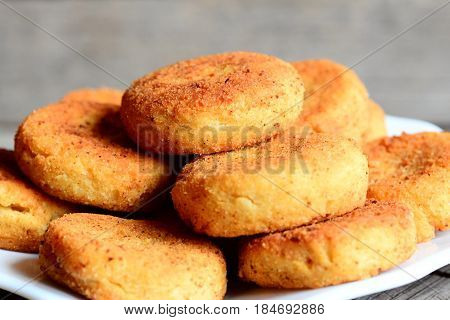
[
  {"xmin": 0, "ymin": 0, "xmax": 449, "ymax": 300},
  {"xmin": 1, "ymin": 0, "xmax": 449, "ymax": 130}
]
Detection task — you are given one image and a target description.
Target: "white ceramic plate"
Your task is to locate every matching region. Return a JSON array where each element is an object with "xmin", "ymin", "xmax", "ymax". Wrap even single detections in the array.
[{"xmin": 0, "ymin": 115, "xmax": 447, "ymax": 300}]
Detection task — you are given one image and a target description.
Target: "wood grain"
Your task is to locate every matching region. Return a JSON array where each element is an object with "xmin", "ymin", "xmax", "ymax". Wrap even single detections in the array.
[
  {"xmin": 360, "ymin": 264, "xmax": 450, "ymax": 300},
  {"xmin": 0, "ymin": 0, "xmax": 448, "ymax": 300}
]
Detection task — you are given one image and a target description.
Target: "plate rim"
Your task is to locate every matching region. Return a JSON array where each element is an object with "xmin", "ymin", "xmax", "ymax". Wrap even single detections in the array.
[{"xmin": 0, "ymin": 115, "xmax": 447, "ymax": 300}]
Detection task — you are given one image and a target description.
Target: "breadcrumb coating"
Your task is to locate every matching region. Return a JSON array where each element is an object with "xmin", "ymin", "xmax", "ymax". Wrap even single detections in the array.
[
  {"xmin": 40, "ymin": 213, "xmax": 227, "ymax": 299},
  {"xmin": 239, "ymin": 200, "xmax": 416, "ymax": 288},
  {"xmin": 292, "ymin": 59, "xmax": 370, "ymax": 143},
  {"xmin": 121, "ymin": 52, "xmax": 304, "ymax": 154},
  {"xmin": 172, "ymin": 133, "xmax": 368, "ymax": 237},
  {"xmin": 15, "ymin": 89, "xmax": 172, "ymax": 211},
  {"xmin": 0, "ymin": 149, "xmax": 74, "ymax": 252},
  {"xmin": 365, "ymin": 132, "xmax": 450, "ymax": 242}
]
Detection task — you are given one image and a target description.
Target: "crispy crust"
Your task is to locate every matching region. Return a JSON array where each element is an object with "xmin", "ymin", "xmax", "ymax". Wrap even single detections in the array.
[
  {"xmin": 121, "ymin": 52, "xmax": 304, "ymax": 155},
  {"xmin": 363, "ymin": 100, "xmax": 387, "ymax": 142},
  {"xmin": 61, "ymin": 88, "xmax": 123, "ymax": 105},
  {"xmin": 0, "ymin": 149, "xmax": 74, "ymax": 252},
  {"xmin": 292, "ymin": 59, "xmax": 370, "ymax": 143},
  {"xmin": 238, "ymin": 200, "xmax": 417, "ymax": 289},
  {"xmin": 39, "ymin": 214, "xmax": 227, "ymax": 300},
  {"xmin": 15, "ymin": 89, "xmax": 172, "ymax": 211},
  {"xmin": 172, "ymin": 133, "xmax": 368, "ymax": 237},
  {"xmin": 365, "ymin": 132, "xmax": 450, "ymax": 242}
]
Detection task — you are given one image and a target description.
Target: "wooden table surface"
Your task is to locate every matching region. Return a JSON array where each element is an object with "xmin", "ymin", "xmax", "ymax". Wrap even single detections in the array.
[{"xmin": 0, "ymin": 0, "xmax": 448, "ymax": 300}]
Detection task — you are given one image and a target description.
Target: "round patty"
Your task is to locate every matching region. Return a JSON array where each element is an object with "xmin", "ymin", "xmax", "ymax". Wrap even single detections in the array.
[
  {"xmin": 292, "ymin": 59, "xmax": 370, "ymax": 143},
  {"xmin": 238, "ymin": 200, "xmax": 416, "ymax": 289},
  {"xmin": 121, "ymin": 51, "xmax": 304, "ymax": 155},
  {"xmin": 172, "ymin": 132, "xmax": 368, "ymax": 237},
  {"xmin": 39, "ymin": 213, "xmax": 227, "ymax": 299},
  {"xmin": 15, "ymin": 89, "xmax": 172, "ymax": 211},
  {"xmin": 0, "ymin": 149, "xmax": 73, "ymax": 252},
  {"xmin": 365, "ymin": 132, "xmax": 450, "ymax": 242}
]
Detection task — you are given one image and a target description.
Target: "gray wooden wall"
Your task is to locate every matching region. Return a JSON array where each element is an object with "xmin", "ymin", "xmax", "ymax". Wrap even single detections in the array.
[
  {"xmin": 1, "ymin": 0, "xmax": 449, "ymax": 128},
  {"xmin": 0, "ymin": 0, "xmax": 449, "ymax": 300}
]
